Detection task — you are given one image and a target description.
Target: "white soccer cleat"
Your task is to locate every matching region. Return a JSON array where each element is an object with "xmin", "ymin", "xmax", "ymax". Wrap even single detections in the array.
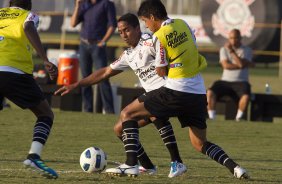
[
  {"xmin": 168, "ymin": 161, "xmax": 187, "ymax": 178},
  {"xmin": 234, "ymin": 166, "xmax": 249, "ymax": 179},
  {"xmin": 139, "ymin": 165, "xmax": 157, "ymax": 175},
  {"xmin": 105, "ymin": 163, "xmax": 139, "ymax": 177}
]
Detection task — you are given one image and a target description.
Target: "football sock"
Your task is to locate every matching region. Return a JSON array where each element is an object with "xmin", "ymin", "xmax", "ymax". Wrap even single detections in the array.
[
  {"xmin": 29, "ymin": 141, "xmax": 43, "ymax": 156},
  {"xmin": 32, "ymin": 116, "xmax": 53, "ymax": 145},
  {"xmin": 29, "ymin": 116, "xmax": 53, "ymax": 156},
  {"xmin": 153, "ymin": 119, "xmax": 182, "ymax": 163},
  {"xmin": 136, "ymin": 142, "xmax": 155, "ymax": 169},
  {"xmin": 202, "ymin": 141, "xmax": 238, "ymax": 173},
  {"xmin": 117, "ymin": 136, "xmax": 154, "ymax": 169},
  {"xmin": 208, "ymin": 110, "xmax": 216, "ymax": 120},
  {"xmin": 122, "ymin": 120, "xmax": 139, "ymax": 166},
  {"xmin": 236, "ymin": 110, "xmax": 244, "ymax": 120}
]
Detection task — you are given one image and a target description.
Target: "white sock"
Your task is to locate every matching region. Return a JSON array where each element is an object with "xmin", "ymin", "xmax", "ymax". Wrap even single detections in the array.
[
  {"xmin": 29, "ymin": 141, "xmax": 43, "ymax": 156},
  {"xmin": 236, "ymin": 110, "xmax": 244, "ymax": 120},
  {"xmin": 208, "ymin": 110, "xmax": 216, "ymax": 120}
]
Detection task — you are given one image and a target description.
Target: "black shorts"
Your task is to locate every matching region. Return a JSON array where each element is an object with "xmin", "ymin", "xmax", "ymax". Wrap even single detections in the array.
[
  {"xmin": 0, "ymin": 72, "xmax": 45, "ymax": 109},
  {"xmin": 209, "ymin": 80, "xmax": 251, "ymax": 101},
  {"xmin": 140, "ymin": 87, "xmax": 207, "ymax": 129}
]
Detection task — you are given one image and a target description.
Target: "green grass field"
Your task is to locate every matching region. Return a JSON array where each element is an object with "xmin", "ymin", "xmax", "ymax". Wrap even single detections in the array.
[{"xmin": 0, "ymin": 108, "xmax": 282, "ymax": 184}]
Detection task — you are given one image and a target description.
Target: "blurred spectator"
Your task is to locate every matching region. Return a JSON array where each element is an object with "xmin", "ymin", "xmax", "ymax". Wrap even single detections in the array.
[
  {"xmin": 207, "ymin": 29, "xmax": 255, "ymax": 121},
  {"xmin": 70, "ymin": 0, "xmax": 117, "ymax": 113}
]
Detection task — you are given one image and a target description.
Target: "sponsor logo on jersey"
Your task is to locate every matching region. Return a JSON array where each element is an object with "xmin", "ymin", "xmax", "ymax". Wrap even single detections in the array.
[
  {"xmin": 160, "ymin": 44, "xmax": 165, "ymax": 64},
  {"xmin": 166, "ymin": 31, "xmax": 188, "ymax": 48},
  {"xmin": 170, "ymin": 63, "xmax": 183, "ymax": 68},
  {"xmin": 135, "ymin": 65, "xmax": 157, "ymax": 82},
  {"xmin": 0, "ymin": 9, "xmax": 20, "ymax": 19},
  {"xmin": 212, "ymin": 0, "xmax": 255, "ymax": 38}
]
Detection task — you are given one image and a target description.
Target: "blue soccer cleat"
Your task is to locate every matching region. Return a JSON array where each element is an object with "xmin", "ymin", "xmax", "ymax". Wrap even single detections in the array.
[{"xmin": 23, "ymin": 153, "xmax": 58, "ymax": 179}]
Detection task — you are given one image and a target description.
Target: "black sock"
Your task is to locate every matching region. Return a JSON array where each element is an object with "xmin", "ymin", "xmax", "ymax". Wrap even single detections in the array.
[
  {"xmin": 202, "ymin": 141, "xmax": 238, "ymax": 173},
  {"xmin": 118, "ymin": 135, "xmax": 154, "ymax": 169},
  {"xmin": 136, "ymin": 142, "xmax": 154, "ymax": 169},
  {"xmin": 153, "ymin": 118, "xmax": 182, "ymax": 163},
  {"xmin": 122, "ymin": 120, "xmax": 139, "ymax": 166},
  {"xmin": 33, "ymin": 116, "xmax": 53, "ymax": 145}
]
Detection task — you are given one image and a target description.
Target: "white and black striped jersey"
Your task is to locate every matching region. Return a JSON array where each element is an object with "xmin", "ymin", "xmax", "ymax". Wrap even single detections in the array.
[{"xmin": 110, "ymin": 33, "xmax": 165, "ymax": 92}]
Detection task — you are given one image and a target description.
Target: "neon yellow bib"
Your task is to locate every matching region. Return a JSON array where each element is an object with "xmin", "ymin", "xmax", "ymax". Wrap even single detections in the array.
[
  {"xmin": 0, "ymin": 8, "xmax": 33, "ymax": 74},
  {"xmin": 154, "ymin": 19, "xmax": 207, "ymax": 79}
]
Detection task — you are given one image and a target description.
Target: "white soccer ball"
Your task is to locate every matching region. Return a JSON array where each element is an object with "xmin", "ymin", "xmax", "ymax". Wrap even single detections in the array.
[{"xmin": 80, "ymin": 147, "xmax": 107, "ymax": 173}]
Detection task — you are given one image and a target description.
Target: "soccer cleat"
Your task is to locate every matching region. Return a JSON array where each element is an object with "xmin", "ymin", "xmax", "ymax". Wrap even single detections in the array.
[
  {"xmin": 23, "ymin": 154, "xmax": 58, "ymax": 179},
  {"xmin": 105, "ymin": 163, "xmax": 139, "ymax": 177},
  {"xmin": 234, "ymin": 166, "xmax": 249, "ymax": 179},
  {"xmin": 138, "ymin": 165, "xmax": 157, "ymax": 175},
  {"xmin": 168, "ymin": 161, "xmax": 187, "ymax": 178}
]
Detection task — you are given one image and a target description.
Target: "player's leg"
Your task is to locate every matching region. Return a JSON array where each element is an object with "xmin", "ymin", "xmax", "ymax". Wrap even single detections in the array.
[
  {"xmin": 189, "ymin": 126, "xmax": 249, "ymax": 179},
  {"xmin": 2, "ymin": 72, "xmax": 58, "ymax": 179},
  {"xmin": 206, "ymin": 89, "xmax": 217, "ymax": 119},
  {"xmin": 79, "ymin": 42, "xmax": 94, "ymax": 112},
  {"xmin": 151, "ymin": 117, "xmax": 186, "ymax": 177},
  {"xmin": 106, "ymin": 98, "xmax": 151, "ymax": 177},
  {"xmin": 114, "ymin": 118, "xmax": 156, "ymax": 174},
  {"xmin": 235, "ymin": 82, "xmax": 251, "ymax": 121},
  {"xmin": 24, "ymin": 99, "xmax": 58, "ymax": 179}
]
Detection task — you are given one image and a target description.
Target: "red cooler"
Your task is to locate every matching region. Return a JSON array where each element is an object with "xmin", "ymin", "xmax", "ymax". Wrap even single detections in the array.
[{"xmin": 57, "ymin": 53, "xmax": 79, "ymax": 85}]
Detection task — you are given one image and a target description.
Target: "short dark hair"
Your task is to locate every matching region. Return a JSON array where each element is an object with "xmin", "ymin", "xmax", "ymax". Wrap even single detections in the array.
[
  {"xmin": 137, "ymin": 0, "xmax": 167, "ymax": 20},
  {"xmin": 10, "ymin": 0, "xmax": 32, "ymax": 10},
  {"xmin": 118, "ymin": 13, "xmax": 140, "ymax": 28},
  {"xmin": 231, "ymin": 29, "xmax": 241, "ymax": 37}
]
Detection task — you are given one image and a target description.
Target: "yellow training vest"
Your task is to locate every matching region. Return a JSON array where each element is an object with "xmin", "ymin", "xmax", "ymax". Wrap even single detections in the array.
[
  {"xmin": 154, "ymin": 19, "xmax": 207, "ymax": 79},
  {"xmin": 0, "ymin": 8, "xmax": 33, "ymax": 74}
]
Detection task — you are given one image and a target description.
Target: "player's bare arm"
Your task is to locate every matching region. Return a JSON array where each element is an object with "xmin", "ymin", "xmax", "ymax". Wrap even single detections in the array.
[
  {"xmin": 24, "ymin": 21, "xmax": 57, "ymax": 80},
  {"xmin": 70, "ymin": 0, "xmax": 84, "ymax": 27},
  {"xmin": 55, "ymin": 66, "xmax": 122, "ymax": 96}
]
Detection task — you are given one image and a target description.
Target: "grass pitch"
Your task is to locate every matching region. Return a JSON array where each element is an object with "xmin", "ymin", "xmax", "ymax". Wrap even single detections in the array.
[{"xmin": 0, "ymin": 108, "xmax": 282, "ymax": 184}]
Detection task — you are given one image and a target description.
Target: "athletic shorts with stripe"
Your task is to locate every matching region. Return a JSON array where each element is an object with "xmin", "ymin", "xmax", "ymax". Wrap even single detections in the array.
[
  {"xmin": 0, "ymin": 72, "xmax": 45, "ymax": 109},
  {"xmin": 138, "ymin": 87, "xmax": 207, "ymax": 129}
]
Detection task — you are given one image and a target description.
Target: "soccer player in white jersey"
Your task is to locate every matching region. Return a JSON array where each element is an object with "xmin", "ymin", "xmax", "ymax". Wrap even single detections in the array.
[
  {"xmin": 104, "ymin": 0, "xmax": 250, "ymax": 179},
  {"xmin": 0, "ymin": 0, "xmax": 58, "ymax": 179},
  {"xmin": 55, "ymin": 13, "xmax": 186, "ymax": 177}
]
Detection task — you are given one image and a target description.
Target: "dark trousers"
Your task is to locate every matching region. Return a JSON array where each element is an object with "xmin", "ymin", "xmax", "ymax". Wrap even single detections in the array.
[{"xmin": 79, "ymin": 42, "xmax": 114, "ymax": 113}]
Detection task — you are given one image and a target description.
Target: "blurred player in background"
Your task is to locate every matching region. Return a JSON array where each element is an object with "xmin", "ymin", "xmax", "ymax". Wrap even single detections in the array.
[
  {"xmin": 56, "ymin": 13, "xmax": 186, "ymax": 178},
  {"xmin": 104, "ymin": 0, "xmax": 249, "ymax": 179},
  {"xmin": 0, "ymin": 0, "xmax": 58, "ymax": 179}
]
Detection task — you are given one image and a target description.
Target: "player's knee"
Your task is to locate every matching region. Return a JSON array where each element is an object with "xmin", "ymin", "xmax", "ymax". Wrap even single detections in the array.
[
  {"xmin": 207, "ymin": 90, "xmax": 215, "ymax": 99},
  {"xmin": 113, "ymin": 123, "xmax": 122, "ymax": 137},
  {"xmin": 120, "ymin": 108, "xmax": 131, "ymax": 121}
]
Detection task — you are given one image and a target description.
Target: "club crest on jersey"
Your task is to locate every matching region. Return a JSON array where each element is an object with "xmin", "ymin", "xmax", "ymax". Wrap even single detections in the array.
[
  {"xmin": 0, "ymin": 36, "xmax": 4, "ymax": 41},
  {"xmin": 212, "ymin": 0, "xmax": 255, "ymax": 38}
]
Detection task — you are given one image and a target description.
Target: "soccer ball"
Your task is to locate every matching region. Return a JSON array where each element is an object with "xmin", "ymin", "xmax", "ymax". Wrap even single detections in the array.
[{"xmin": 79, "ymin": 147, "xmax": 107, "ymax": 173}]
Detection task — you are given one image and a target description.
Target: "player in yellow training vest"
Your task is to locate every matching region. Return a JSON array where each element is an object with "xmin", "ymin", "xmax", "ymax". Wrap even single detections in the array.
[
  {"xmin": 104, "ymin": 0, "xmax": 250, "ymax": 180},
  {"xmin": 0, "ymin": 0, "xmax": 58, "ymax": 179}
]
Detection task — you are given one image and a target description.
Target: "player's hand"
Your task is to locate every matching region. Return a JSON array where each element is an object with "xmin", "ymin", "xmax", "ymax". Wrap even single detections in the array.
[
  {"xmin": 156, "ymin": 66, "xmax": 168, "ymax": 77},
  {"xmin": 224, "ymin": 42, "xmax": 234, "ymax": 52},
  {"xmin": 76, "ymin": 0, "xmax": 85, "ymax": 6},
  {"xmin": 54, "ymin": 83, "xmax": 78, "ymax": 96},
  {"xmin": 44, "ymin": 61, "xmax": 58, "ymax": 80}
]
